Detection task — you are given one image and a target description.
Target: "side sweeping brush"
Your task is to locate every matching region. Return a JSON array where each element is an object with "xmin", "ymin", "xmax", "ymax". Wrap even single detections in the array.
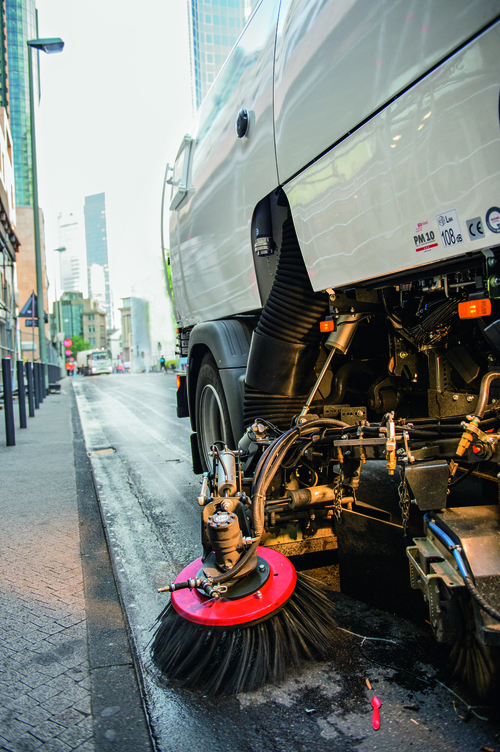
[
  {"xmin": 151, "ymin": 548, "xmax": 335, "ymax": 695},
  {"xmin": 151, "ymin": 423, "xmax": 344, "ymax": 694}
]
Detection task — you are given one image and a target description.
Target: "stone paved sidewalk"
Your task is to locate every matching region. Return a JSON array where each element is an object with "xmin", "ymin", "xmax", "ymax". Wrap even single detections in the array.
[
  {"xmin": 0, "ymin": 383, "xmax": 95, "ymax": 752},
  {"xmin": 0, "ymin": 379, "xmax": 153, "ymax": 752}
]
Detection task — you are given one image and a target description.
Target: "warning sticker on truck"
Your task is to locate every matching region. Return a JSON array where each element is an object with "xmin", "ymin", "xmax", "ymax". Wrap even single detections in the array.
[
  {"xmin": 436, "ymin": 209, "xmax": 464, "ymax": 248},
  {"xmin": 412, "ymin": 219, "xmax": 439, "ymax": 253}
]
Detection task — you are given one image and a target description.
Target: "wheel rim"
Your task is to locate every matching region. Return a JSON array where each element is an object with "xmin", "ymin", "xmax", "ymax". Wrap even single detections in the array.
[{"xmin": 198, "ymin": 383, "xmax": 228, "ymax": 467}]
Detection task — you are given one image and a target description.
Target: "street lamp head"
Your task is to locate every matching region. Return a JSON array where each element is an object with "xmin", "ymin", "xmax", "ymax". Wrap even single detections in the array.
[{"xmin": 27, "ymin": 38, "xmax": 64, "ymax": 54}]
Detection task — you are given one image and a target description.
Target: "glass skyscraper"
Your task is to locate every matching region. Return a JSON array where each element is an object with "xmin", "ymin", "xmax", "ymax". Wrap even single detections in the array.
[
  {"xmin": 188, "ymin": 0, "xmax": 255, "ymax": 109},
  {"xmin": 5, "ymin": 0, "xmax": 38, "ymax": 207},
  {"xmin": 84, "ymin": 192, "xmax": 112, "ymax": 328}
]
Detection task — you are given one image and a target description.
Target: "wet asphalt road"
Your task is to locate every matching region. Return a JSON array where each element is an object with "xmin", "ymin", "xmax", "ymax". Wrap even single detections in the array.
[{"xmin": 73, "ymin": 372, "xmax": 500, "ymax": 752}]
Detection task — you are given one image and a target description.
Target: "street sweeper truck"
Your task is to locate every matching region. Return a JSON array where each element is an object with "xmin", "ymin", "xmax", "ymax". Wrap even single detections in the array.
[
  {"xmin": 76, "ymin": 349, "xmax": 112, "ymax": 376},
  {"xmin": 152, "ymin": 0, "xmax": 500, "ymax": 697}
]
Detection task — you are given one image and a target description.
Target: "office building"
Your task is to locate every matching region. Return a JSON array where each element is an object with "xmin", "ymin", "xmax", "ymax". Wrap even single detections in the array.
[
  {"xmin": 5, "ymin": 0, "xmax": 37, "ymax": 208},
  {"xmin": 60, "ymin": 290, "xmax": 107, "ymax": 349},
  {"xmin": 0, "ymin": 107, "xmax": 19, "ymax": 361},
  {"xmin": 188, "ymin": 0, "xmax": 255, "ymax": 109},
  {"xmin": 60, "ymin": 291, "xmax": 83, "ymax": 341},
  {"xmin": 84, "ymin": 192, "xmax": 112, "ymax": 328},
  {"xmin": 5, "ymin": 0, "xmax": 54, "ymax": 364},
  {"xmin": 82, "ymin": 302, "xmax": 106, "ymax": 349},
  {"xmin": 119, "ymin": 297, "xmax": 132, "ymax": 365},
  {"xmin": 57, "ymin": 212, "xmax": 87, "ymax": 296}
]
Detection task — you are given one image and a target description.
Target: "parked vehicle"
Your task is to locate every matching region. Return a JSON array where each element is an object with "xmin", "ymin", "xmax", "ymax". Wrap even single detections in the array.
[
  {"xmin": 165, "ymin": 0, "xmax": 500, "ymax": 696},
  {"xmin": 76, "ymin": 349, "xmax": 112, "ymax": 376}
]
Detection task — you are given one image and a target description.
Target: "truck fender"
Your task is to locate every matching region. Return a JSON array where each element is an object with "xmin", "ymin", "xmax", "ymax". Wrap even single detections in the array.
[{"xmin": 187, "ymin": 319, "xmax": 254, "ymax": 442}]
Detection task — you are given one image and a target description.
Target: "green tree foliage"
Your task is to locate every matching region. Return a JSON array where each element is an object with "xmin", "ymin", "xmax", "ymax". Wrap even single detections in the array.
[{"xmin": 70, "ymin": 335, "xmax": 91, "ymax": 358}]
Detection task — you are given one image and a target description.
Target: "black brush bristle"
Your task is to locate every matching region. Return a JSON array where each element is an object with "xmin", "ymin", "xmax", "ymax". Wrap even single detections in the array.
[{"xmin": 151, "ymin": 573, "xmax": 335, "ymax": 695}]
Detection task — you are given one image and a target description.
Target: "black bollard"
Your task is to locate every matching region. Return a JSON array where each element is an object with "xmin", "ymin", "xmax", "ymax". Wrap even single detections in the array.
[
  {"xmin": 26, "ymin": 361, "xmax": 35, "ymax": 417},
  {"xmin": 33, "ymin": 362, "xmax": 40, "ymax": 409},
  {"xmin": 43, "ymin": 363, "xmax": 48, "ymax": 398},
  {"xmin": 17, "ymin": 360, "xmax": 27, "ymax": 428},
  {"xmin": 2, "ymin": 358, "xmax": 15, "ymax": 446},
  {"xmin": 38, "ymin": 362, "xmax": 44, "ymax": 403}
]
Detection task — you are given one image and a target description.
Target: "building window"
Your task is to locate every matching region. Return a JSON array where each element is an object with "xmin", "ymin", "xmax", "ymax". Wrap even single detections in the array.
[{"xmin": 206, "ymin": 34, "xmax": 212, "ymax": 43}]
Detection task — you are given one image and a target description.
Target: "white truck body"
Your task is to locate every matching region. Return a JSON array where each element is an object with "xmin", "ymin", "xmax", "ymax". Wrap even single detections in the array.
[
  {"xmin": 77, "ymin": 349, "xmax": 112, "ymax": 376},
  {"xmin": 169, "ymin": 0, "xmax": 500, "ymax": 327}
]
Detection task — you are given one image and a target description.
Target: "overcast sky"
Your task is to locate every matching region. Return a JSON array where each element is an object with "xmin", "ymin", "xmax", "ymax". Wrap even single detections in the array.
[{"xmin": 35, "ymin": 0, "xmax": 193, "ymax": 311}]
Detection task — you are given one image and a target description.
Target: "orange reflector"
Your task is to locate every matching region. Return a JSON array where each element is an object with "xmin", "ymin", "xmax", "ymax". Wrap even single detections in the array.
[
  {"xmin": 320, "ymin": 320, "xmax": 335, "ymax": 332},
  {"xmin": 176, "ymin": 374, "xmax": 182, "ymax": 390},
  {"xmin": 458, "ymin": 298, "xmax": 492, "ymax": 319}
]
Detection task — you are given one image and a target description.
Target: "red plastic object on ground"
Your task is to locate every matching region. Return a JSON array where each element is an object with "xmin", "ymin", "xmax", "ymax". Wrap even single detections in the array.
[
  {"xmin": 371, "ymin": 696, "xmax": 381, "ymax": 730},
  {"xmin": 171, "ymin": 546, "xmax": 297, "ymax": 627}
]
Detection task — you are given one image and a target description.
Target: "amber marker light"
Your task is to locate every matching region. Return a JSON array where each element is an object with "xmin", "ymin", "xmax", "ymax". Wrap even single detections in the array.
[
  {"xmin": 319, "ymin": 320, "xmax": 335, "ymax": 332},
  {"xmin": 176, "ymin": 374, "xmax": 182, "ymax": 390},
  {"xmin": 458, "ymin": 299, "xmax": 492, "ymax": 319}
]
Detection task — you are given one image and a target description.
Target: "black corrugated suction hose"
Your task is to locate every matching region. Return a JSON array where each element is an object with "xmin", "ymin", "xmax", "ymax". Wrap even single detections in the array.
[
  {"xmin": 255, "ymin": 218, "xmax": 327, "ymax": 343},
  {"xmin": 244, "ymin": 217, "xmax": 327, "ymax": 429}
]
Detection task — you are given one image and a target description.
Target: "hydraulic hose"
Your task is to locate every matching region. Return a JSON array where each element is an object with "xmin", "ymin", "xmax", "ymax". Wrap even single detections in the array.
[
  {"xmin": 424, "ymin": 514, "xmax": 500, "ymax": 623},
  {"xmin": 474, "ymin": 372, "xmax": 500, "ymax": 419},
  {"xmin": 251, "ymin": 418, "xmax": 349, "ymax": 537},
  {"xmin": 158, "ymin": 540, "xmax": 260, "ymax": 598}
]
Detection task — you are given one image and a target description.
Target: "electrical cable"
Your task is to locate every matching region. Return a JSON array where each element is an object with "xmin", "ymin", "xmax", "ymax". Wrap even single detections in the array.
[
  {"xmin": 424, "ymin": 514, "xmax": 500, "ymax": 623},
  {"xmin": 448, "ymin": 463, "xmax": 479, "ymax": 486}
]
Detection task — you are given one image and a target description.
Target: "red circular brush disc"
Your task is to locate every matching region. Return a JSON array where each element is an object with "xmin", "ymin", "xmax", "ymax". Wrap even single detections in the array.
[{"xmin": 171, "ymin": 547, "xmax": 297, "ymax": 627}]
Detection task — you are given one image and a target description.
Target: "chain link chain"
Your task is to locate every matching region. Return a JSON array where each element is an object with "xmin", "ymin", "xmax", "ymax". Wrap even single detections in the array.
[
  {"xmin": 333, "ymin": 470, "xmax": 344, "ymax": 522},
  {"xmin": 398, "ymin": 467, "xmax": 411, "ymax": 536}
]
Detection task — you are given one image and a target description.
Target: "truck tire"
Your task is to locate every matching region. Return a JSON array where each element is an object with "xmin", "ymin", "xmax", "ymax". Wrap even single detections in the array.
[{"xmin": 195, "ymin": 353, "xmax": 235, "ymax": 472}]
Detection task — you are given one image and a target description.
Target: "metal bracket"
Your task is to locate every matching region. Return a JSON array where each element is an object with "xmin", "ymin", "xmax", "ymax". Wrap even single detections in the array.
[{"xmin": 407, "ymin": 536, "xmax": 464, "ymax": 627}]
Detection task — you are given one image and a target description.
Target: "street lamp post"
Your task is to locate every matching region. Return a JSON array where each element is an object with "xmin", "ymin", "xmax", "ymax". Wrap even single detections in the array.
[
  {"xmin": 27, "ymin": 37, "xmax": 64, "ymax": 390},
  {"xmin": 53, "ymin": 246, "xmax": 66, "ymax": 367}
]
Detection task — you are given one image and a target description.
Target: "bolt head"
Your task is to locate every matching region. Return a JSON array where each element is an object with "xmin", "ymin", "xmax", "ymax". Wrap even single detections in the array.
[
  {"xmin": 452, "ymin": 394, "xmax": 459, "ymax": 401},
  {"xmin": 466, "ymin": 395, "xmax": 474, "ymax": 403},
  {"xmin": 255, "ymin": 591, "xmax": 263, "ymax": 599}
]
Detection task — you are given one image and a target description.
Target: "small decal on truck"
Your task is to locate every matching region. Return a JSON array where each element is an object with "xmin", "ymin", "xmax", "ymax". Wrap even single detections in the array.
[
  {"xmin": 486, "ymin": 206, "xmax": 500, "ymax": 234},
  {"xmin": 466, "ymin": 216, "xmax": 485, "ymax": 240},
  {"xmin": 436, "ymin": 209, "xmax": 463, "ymax": 248},
  {"xmin": 413, "ymin": 219, "xmax": 438, "ymax": 252}
]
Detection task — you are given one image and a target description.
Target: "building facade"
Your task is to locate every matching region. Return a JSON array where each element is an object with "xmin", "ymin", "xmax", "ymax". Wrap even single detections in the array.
[
  {"xmin": 82, "ymin": 301, "xmax": 106, "ymax": 349},
  {"xmin": 119, "ymin": 297, "xmax": 131, "ymax": 366},
  {"xmin": 0, "ymin": 106, "xmax": 19, "ymax": 362},
  {"xmin": 5, "ymin": 0, "xmax": 53, "ymax": 364},
  {"xmin": 5, "ymin": 0, "xmax": 37, "ymax": 208},
  {"xmin": 84, "ymin": 192, "xmax": 112, "ymax": 329},
  {"xmin": 57, "ymin": 212, "xmax": 86, "ymax": 296},
  {"xmin": 188, "ymin": 0, "xmax": 255, "ymax": 109},
  {"xmin": 60, "ymin": 291, "xmax": 83, "ymax": 341}
]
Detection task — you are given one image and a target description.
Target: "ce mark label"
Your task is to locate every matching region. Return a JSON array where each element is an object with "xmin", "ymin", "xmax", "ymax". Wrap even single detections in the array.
[{"xmin": 466, "ymin": 216, "xmax": 485, "ymax": 240}]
